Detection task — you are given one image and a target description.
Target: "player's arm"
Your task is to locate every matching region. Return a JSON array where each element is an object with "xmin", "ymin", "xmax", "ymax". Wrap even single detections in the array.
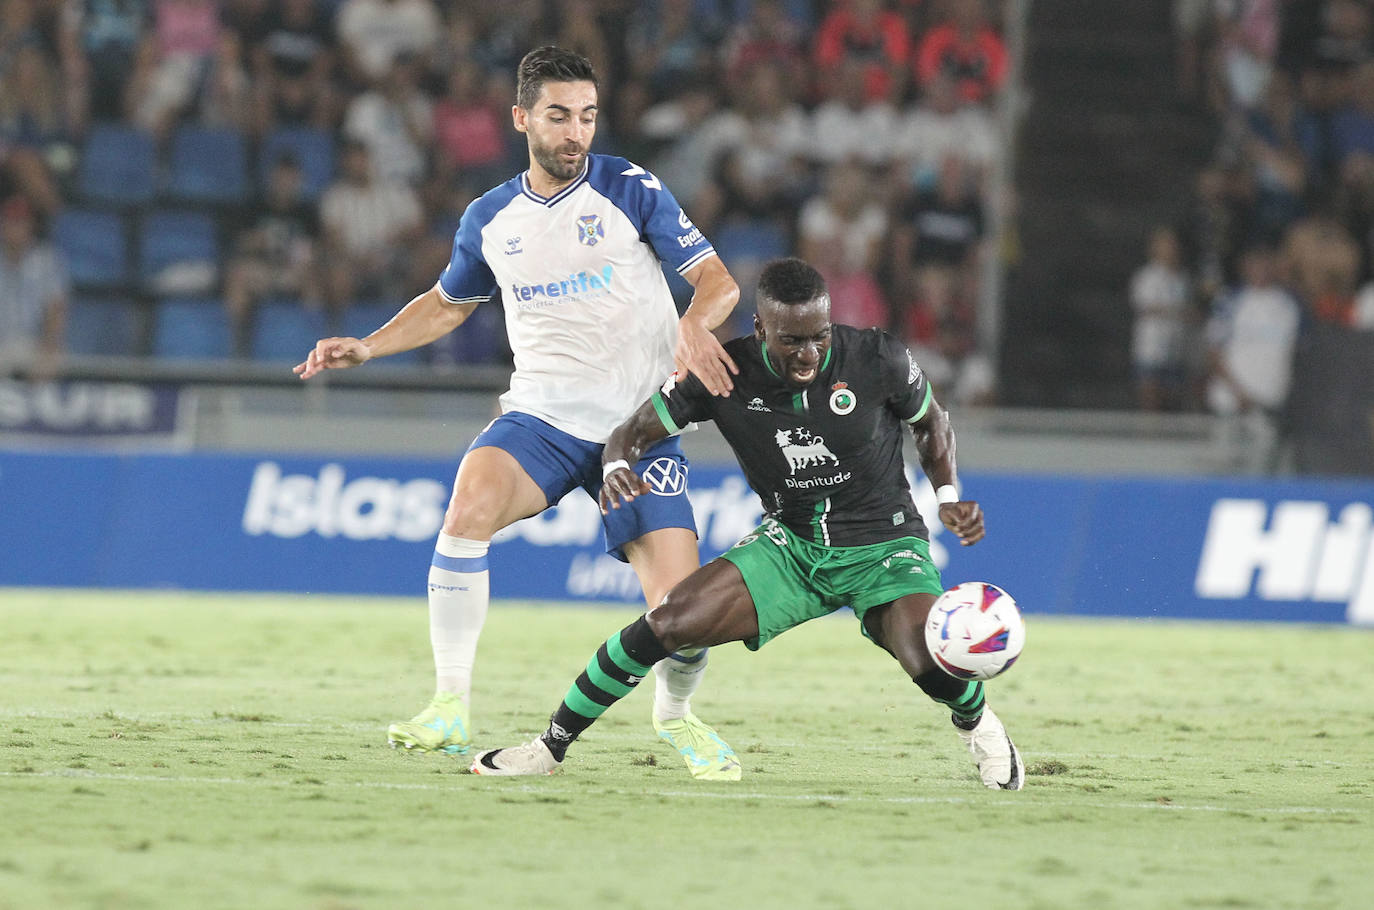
[
  {"xmin": 677, "ymin": 255, "xmax": 741, "ymax": 396},
  {"xmin": 598, "ymin": 397, "xmax": 673, "ymax": 514},
  {"xmin": 910, "ymin": 397, "xmax": 984, "ymax": 547},
  {"xmin": 293, "ymin": 284, "xmax": 478, "ymax": 379}
]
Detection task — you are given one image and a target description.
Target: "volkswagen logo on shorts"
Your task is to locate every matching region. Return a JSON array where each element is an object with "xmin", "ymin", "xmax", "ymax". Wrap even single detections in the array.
[{"xmin": 641, "ymin": 457, "xmax": 687, "ymax": 496}]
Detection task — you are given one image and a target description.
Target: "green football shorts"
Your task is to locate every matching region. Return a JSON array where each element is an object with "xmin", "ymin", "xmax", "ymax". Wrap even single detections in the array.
[{"xmin": 718, "ymin": 518, "xmax": 945, "ymax": 650}]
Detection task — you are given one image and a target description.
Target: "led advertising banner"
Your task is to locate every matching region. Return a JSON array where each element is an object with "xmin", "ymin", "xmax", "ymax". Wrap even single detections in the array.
[{"xmin": 1, "ymin": 450, "xmax": 1370, "ymax": 624}]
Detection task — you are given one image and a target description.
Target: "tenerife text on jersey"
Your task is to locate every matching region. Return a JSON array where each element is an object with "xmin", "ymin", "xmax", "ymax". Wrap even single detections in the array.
[{"xmin": 510, "ymin": 265, "xmax": 615, "ymax": 307}]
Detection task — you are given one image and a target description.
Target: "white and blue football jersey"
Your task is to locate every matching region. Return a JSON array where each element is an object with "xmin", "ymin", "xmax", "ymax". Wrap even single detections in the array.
[{"xmin": 437, "ymin": 154, "xmax": 717, "ymax": 442}]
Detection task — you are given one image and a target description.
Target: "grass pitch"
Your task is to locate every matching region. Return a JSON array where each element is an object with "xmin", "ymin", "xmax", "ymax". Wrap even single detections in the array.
[{"xmin": 0, "ymin": 589, "xmax": 1370, "ymax": 910}]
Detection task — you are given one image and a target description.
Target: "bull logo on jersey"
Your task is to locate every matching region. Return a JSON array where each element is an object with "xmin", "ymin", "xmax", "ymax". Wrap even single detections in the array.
[
  {"xmin": 775, "ymin": 428, "xmax": 838, "ymax": 473},
  {"xmin": 576, "ymin": 214, "xmax": 604, "ymax": 246},
  {"xmin": 641, "ymin": 457, "xmax": 687, "ymax": 496}
]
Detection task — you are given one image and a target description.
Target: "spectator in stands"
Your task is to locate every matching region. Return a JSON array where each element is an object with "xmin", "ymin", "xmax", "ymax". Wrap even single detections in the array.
[
  {"xmin": 1282, "ymin": 206, "xmax": 1361, "ymax": 325},
  {"xmin": 1330, "ymin": 60, "xmax": 1374, "ymax": 167},
  {"xmin": 894, "ymin": 72, "xmax": 997, "ymax": 191},
  {"xmin": 1206, "ymin": 243, "xmax": 1301, "ymax": 467},
  {"xmin": 58, "ymin": 0, "xmax": 150, "ymax": 131},
  {"xmin": 0, "ymin": 40, "xmax": 68, "ymax": 215},
  {"xmin": 342, "ymin": 53, "xmax": 432, "ymax": 186},
  {"xmin": 896, "ymin": 262, "xmax": 994, "ymax": 406},
  {"xmin": 808, "ymin": 56, "xmax": 900, "ymax": 167},
  {"xmin": 335, "ymin": 0, "xmax": 439, "ymax": 87},
  {"xmin": 721, "ymin": 0, "xmax": 807, "ymax": 88},
  {"xmin": 798, "ymin": 160, "xmax": 889, "ymax": 329},
  {"xmin": 128, "ymin": 0, "xmax": 242, "ymax": 138},
  {"xmin": 1229, "ymin": 72, "xmax": 1309, "ymax": 241},
  {"xmin": 713, "ymin": 59, "xmax": 810, "ymax": 222},
  {"xmin": 640, "ymin": 84, "xmax": 730, "ymax": 229},
  {"xmin": 914, "ymin": 0, "xmax": 1007, "ymax": 106},
  {"xmin": 1129, "ymin": 226, "xmax": 1194, "ymax": 412},
  {"xmin": 432, "ymin": 58, "xmax": 510, "ymax": 192},
  {"xmin": 0, "ymin": 194, "xmax": 67, "ymax": 373},
  {"xmin": 813, "ymin": 0, "xmax": 911, "ymax": 104},
  {"xmin": 223, "ymin": 153, "xmax": 319, "ymax": 355},
  {"xmin": 250, "ymin": 0, "xmax": 339, "ymax": 133},
  {"xmin": 319, "ymin": 140, "xmax": 422, "ymax": 311},
  {"xmin": 891, "ymin": 153, "xmax": 986, "ymax": 273},
  {"xmin": 626, "ymin": 0, "xmax": 719, "ymax": 101},
  {"xmin": 1213, "ymin": 0, "xmax": 1279, "ymax": 111}
]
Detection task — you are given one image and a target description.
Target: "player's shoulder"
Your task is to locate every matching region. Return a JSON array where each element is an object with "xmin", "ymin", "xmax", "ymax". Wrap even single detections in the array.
[
  {"xmin": 586, "ymin": 154, "xmax": 667, "ymax": 198},
  {"xmin": 460, "ymin": 174, "xmax": 524, "ymax": 229},
  {"xmin": 721, "ymin": 332, "xmax": 760, "ymax": 363}
]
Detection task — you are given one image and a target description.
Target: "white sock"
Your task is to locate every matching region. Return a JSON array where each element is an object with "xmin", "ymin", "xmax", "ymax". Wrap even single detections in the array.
[
  {"xmin": 427, "ymin": 534, "xmax": 489, "ymax": 703},
  {"xmin": 652, "ymin": 647, "xmax": 709, "ymax": 722}
]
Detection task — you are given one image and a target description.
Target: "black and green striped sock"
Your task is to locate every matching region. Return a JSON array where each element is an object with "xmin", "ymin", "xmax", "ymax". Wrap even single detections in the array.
[
  {"xmin": 539, "ymin": 614, "xmax": 669, "ymax": 761},
  {"xmin": 913, "ymin": 669, "xmax": 986, "ymax": 730}
]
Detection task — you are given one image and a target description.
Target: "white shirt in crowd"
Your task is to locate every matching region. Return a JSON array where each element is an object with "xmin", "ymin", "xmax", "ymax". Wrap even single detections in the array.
[
  {"xmin": 1206, "ymin": 284, "xmax": 1301, "ymax": 414},
  {"xmin": 1129, "ymin": 262, "xmax": 1191, "ymax": 369}
]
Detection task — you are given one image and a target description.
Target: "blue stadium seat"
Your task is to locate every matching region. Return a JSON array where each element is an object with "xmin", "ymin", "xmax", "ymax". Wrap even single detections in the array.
[
  {"xmin": 152, "ymin": 297, "xmax": 232, "ymax": 360},
  {"xmin": 139, "ymin": 211, "xmax": 219, "ymax": 293},
  {"xmin": 338, "ymin": 302, "xmax": 423, "ymax": 365},
  {"xmin": 711, "ymin": 218, "xmax": 790, "ymax": 334},
  {"xmin": 712, "ymin": 218, "xmax": 789, "ymax": 264},
  {"xmin": 258, "ymin": 127, "xmax": 335, "ymax": 200},
  {"xmin": 77, "ymin": 124, "xmax": 157, "ymax": 206},
  {"xmin": 51, "ymin": 209, "xmax": 130, "ymax": 291},
  {"xmin": 166, "ymin": 126, "xmax": 250, "ymax": 205},
  {"xmin": 65, "ymin": 297, "xmax": 142, "ymax": 357},
  {"xmin": 249, "ymin": 299, "xmax": 328, "ymax": 362}
]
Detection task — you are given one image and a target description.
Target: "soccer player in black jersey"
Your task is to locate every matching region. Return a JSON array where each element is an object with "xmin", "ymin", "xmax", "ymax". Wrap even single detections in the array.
[{"xmin": 472, "ymin": 258, "xmax": 1024, "ymax": 789}]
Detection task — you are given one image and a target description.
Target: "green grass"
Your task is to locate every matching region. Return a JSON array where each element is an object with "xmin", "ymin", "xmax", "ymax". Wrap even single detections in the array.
[{"xmin": 0, "ymin": 588, "xmax": 1370, "ymax": 910}]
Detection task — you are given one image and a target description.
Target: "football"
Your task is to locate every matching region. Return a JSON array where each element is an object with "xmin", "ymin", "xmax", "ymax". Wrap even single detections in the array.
[{"xmin": 924, "ymin": 582, "xmax": 1026, "ymax": 681}]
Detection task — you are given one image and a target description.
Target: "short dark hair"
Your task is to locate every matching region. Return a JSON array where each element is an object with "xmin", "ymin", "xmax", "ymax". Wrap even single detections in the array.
[
  {"xmin": 516, "ymin": 46, "xmax": 598, "ymax": 110},
  {"xmin": 758, "ymin": 258, "xmax": 828, "ymax": 306}
]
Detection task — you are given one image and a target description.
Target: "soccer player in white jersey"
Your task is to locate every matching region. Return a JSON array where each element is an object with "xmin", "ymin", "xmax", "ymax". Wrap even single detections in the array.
[{"xmin": 295, "ymin": 46, "xmax": 744, "ymax": 779}]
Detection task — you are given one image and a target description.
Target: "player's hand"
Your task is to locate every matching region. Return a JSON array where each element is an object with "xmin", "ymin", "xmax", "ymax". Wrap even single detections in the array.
[
  {"xmin": 294, "ymin": 337, "xmax": 371, "ymax": 379},
  {"xmin": 599, "ymin": 465, "xmax": 649, "ymax": 514},
  {"xmin": 674, "ymin": 315, "xmax": 737, "ymax": 396},
  {"xmin": 939, "ymin": 500, "xmax": 985, "ymax": 547}
]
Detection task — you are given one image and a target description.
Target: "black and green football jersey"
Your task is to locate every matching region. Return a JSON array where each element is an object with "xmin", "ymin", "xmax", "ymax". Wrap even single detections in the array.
[{"xmin": 652, "ymin": 324, "xmax": 935, "ymax": 547}]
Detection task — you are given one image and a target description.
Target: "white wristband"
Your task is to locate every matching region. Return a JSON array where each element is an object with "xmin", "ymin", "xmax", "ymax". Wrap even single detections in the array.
[
  {"xmin": 935, "ymin": 484, "xmax": 959, "ymax": 505},
  {"xmin": 603, "ymin": 459, "xmax": 631, "ymax": 480}
]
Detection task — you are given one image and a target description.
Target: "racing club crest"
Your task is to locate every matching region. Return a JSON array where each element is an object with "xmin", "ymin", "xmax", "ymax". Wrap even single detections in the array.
[{"xmin": 576, "ymin": 214, "xmax": 605, "ymax": 246}]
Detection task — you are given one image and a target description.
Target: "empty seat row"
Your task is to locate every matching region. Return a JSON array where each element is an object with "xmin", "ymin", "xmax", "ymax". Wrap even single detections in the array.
[
  {"xmin": 77, "ymin": 123, "xmax": 336, "ymax": 208},
  {"xmin": 52, "ymin": 208, "xmax": 219, "ymax": 294},
  {"xmin": 63, "ymin": 297, "xmax": 508, "ymax": 366}
]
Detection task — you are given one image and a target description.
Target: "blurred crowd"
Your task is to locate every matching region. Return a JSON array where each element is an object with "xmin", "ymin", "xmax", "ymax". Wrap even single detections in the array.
[
  {"xmin": 0, "ymin": 0, "xmax": 1010, "ymax": 405},
  {"xmin": 1132, "ymin": 0, "xmax": 1374, "ymax": 432}
]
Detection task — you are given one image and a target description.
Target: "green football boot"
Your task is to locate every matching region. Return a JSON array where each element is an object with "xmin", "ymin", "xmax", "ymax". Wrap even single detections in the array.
[
  {"xmin": 653, "ymin": 711, "xmax": 742, "ymax": 781},
  {"xmin": 387, "ymin": 692, "xmax": 471, "ymax": 754}
]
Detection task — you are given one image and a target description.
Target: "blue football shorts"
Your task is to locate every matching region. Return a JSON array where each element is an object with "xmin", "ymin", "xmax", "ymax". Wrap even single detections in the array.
[{"xmin": 467, "ymin": 411, "xmax": 697, "ymax": 562}]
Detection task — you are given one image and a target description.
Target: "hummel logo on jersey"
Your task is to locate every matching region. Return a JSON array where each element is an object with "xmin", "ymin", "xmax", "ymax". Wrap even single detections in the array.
[
  {"xmin": 907, "ymin": 349, "xmax": 922, "ymax": 385},
  {"xmin": 642, "ymin": 457, "xmax": 687, "ymax": 496},
  {"xmin": 620, "ymin": 163, "xmax": 662, "ymax": 190},
  {"xmin": 505, "ymin": 236, "xmax": 523, "ymax": 255},
  {"xmin": 747, "ymin": 397, "xmax": 771, "ymax": 412},
  {"xmin": 577, "ymin": 214, "xmax": 604, "ymax": 246}
]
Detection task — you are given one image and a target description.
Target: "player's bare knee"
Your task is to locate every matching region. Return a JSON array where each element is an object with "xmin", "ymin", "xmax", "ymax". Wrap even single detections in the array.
[
  {"xmin": 645, "ymin": 601, "xmax": 698, "ymax": 653},
  {"xmin": 442, "ymin": 491, "xmax": 506, "ymax": 538}
]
